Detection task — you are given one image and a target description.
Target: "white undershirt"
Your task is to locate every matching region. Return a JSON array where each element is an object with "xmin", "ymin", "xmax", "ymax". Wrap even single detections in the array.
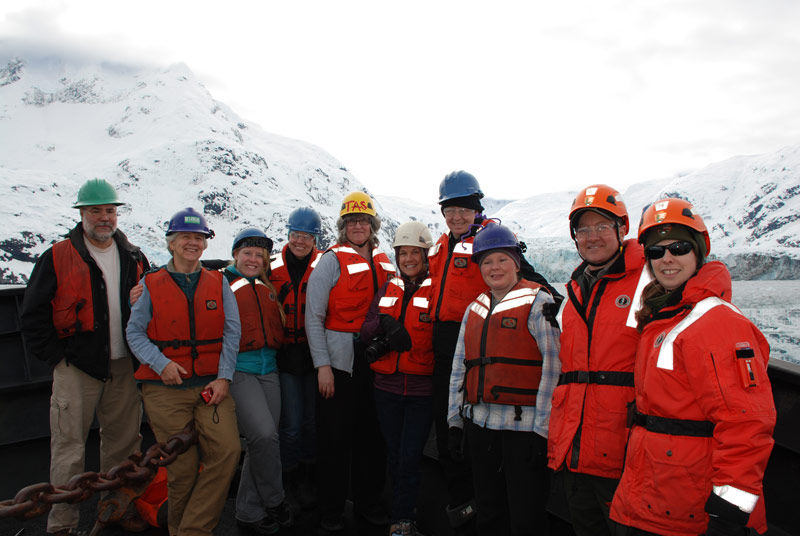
[{"xmin": 84, "ymin": 236, "xmax": 127, "ymax": 359}]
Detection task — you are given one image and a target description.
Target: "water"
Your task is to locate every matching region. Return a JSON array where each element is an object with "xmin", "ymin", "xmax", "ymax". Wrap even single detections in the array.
[{"xmin": 731, "ymin": 280, "xmax": 800, "ymax": 365}]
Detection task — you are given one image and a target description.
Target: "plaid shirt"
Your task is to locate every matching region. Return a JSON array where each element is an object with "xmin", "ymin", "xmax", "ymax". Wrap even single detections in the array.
[{"xmin": 447, "ymin": 288, "xmax": 561, "ymax": 437}]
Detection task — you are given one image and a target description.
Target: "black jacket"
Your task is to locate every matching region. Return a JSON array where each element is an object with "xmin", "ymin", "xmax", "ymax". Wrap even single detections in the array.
[{"xmin": 21, "ymin": 223, "xmax": 150, "ymax": 380}]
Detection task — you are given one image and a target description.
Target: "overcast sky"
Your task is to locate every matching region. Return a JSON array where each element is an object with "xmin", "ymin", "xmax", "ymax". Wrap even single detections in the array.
[{"xmin": 2, "ymin": 0, "xmax": 800, "ymax": 201}]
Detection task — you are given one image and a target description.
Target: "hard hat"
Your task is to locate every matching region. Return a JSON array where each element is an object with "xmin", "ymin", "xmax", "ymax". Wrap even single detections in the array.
[
  {"xmin": 166, "ymin": 208, "xmax": 215, "ymax": 238},
  {"xmin": 471, "ymin": 223, "xmax": 521, "ymax": 264},
  {"xmin": 232, "ymin": 227, "xmax": 273, "ymax": 255},
  {"xmin": 568, "ymin": 184, "xmax": 629, "ymax": 237},
  {"xmin": 638, "ymin": 198, "xmax": 711, "ymax": 255},
  {"xmin": 438, "ymin": 170, "xmax": 484, "ymax": 203},
  {"xmin": 288, "ymin": 207, "xmax": 322, "ymax": 235},
  {"xmin": 392, "ymin": 221, "xmax": 434, "ymax": 249},
  {"xmin": 72, "ymin": 178, "xmax": 124, "ymax": 208},
  {"xmin": 340, "ymin": 191, "xmax": 377, "ymax": 217}
]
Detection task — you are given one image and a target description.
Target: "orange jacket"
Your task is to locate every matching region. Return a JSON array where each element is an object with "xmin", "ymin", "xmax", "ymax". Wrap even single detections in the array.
[
  {"xmin": 371, "ymin": 276, "xmax": 435, "ymax": 376},
  {"xmin": 610, "ymin": 262, "xmax": 775, "ymax": 535},
  {"xmin": 324, "ymin": 244, "xmax": 395, "ymax": 333},
  {"xmin": 547, "ymin": 240, "xmax": 647, "ymax": 479},
  {"xmin": 464, "ymin": 280, "xmax": 544, "ymax": 406},
  {"xmin": 269, "ymin": 245, "xmax": 322, "ymax": 344},
  {"xmin": 226, "ymin": 273, "xmax": 283, "ymax": 352},
  {"xmin": 428, "ymin": 232, "xmax": 487, "ymax": 323},
  {"xmin": 134, "ymin": 268, "xmax": 225, "ymax": 380}
]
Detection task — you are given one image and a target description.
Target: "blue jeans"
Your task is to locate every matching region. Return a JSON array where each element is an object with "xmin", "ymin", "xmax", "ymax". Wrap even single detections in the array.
[
  {"xmin": 374, "ymin": 387, "xmax": 433, "ymax": 523},
  {"xmin": 279, "ymin": 371, "xmax": 317, "ymax": 470}
]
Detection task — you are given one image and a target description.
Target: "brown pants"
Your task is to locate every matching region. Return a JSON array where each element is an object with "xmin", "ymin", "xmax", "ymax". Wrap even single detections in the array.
[
  {"xmin": 142, "ymin": 383, "xmax": 240, "ymax": 536},
  {"xmin": 48, "ymin": 357, "xmax": 142, "ymax": 533}
]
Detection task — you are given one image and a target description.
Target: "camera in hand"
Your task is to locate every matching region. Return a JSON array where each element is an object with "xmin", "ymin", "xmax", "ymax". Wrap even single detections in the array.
[{"xmin": 365, "ymin": 335, "xmax": 392, "ymax": 363}]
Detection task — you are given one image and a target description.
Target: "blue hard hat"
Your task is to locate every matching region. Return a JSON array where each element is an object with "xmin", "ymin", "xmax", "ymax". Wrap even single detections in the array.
[
  {"xmin": 288, "ymin": 207, "xmax": 322, "ymax": 235},
  {"xmin": 471, "ymin": 223, "xmax": 521, "ymax": 264},
  {"xmin": 232, "ymin": 227, "xmax": 273, "ymax": 255},
  {"xmin": 166, "ymin": 208, "xmax": 215, "ymax": 238},
  {"xmin": 438, "ymin": 170, "xmax": 484, "ymax": 203}
]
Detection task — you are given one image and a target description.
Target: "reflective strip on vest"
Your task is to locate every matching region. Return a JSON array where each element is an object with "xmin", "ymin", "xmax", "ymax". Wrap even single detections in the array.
[
  {"xmin": 713, "ymin": 484, "xmax": 759, "ymax": 514},
  {"xmin": 455, "ymin": 242, "xmax": 473, "ymax": 254},
  {"xmin": 429, "ymin": 242, "xmax": 441, "ymax": 256},
  {"xmin": 379, "ymin": 262, "xmax": 396, "ymax": 272},
  {"xmin": 656, "ymin": 297, "xmax": 742, "ymax": 370},
  {"xmin": 413, "ymin": 297, "xmax": 429, "ymax": 308},
  {"xmin": 229, "ymin": 278, "xmax": 249, "ymax": 292},
  {"xmin": 419, "ymin": 278, "xmax": 432, "ymax": 287},
  {"xmin": 348, "ymin": 262, "xmax": 370, "ymax": 275},
  {"xmin": 493, "ymin": 287, "xmax": 539, "ymax": 314},
  {"xmin": 555, "ymin": 298, "xmax": 567, "ymax": 331},
  {"xmin": 310, "ymin": 252, "xmax": 322, "ymax": 268},
  {"xmin": 625, "ymin": 268, "xmax": 653, "ymax": 328},
  {"xmin": 379, "ymin": 296, "xmax": 399, "ymax": 307},
  {"xmin": 270, "ymin": 255, "xmax": 285, "ymax": 270}
]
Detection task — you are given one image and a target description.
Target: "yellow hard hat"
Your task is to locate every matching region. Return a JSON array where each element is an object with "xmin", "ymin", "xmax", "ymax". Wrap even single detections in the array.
[{"xmin": 340, "ymin": 191, "xmax": 377, "ymax": 217}]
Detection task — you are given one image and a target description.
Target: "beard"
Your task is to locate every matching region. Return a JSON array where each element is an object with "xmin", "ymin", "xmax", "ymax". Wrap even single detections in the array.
[{"xmin": 86, "ymin": 224, "xmax": 116, "ymax": 243}]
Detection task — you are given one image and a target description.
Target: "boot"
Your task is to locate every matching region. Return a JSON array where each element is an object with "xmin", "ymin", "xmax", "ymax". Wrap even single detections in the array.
[
  {"xmin": 446, "ymin": 499, "xmax": 476, "ymax": 528},
  {"xmin": 297, "ymin": 461, "xmax": 318, "ymax": 510}
]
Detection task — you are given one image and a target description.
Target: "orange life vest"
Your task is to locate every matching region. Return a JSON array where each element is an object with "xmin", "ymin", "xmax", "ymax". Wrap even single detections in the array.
[
  {"xmin": 50, "ymin": 239, "xmax": 96, "ymax": 337},
  {"xmin": 428, "ymin": 230, "xmax": 488, "ymax": 322},
  {"xmin": 324, "ymin": 245, "xmax": 395, "ymax": 333},
  {"xmin": 134, "ymin": 268, "xmax": 225, "ymax": 380},
  {"xmin": 464, "ymin": 280, "xmax": 544, "ymax": 406},
  {"xmin": 269, "ymin": 245, "xmax": 322, "ymax": 344},
  {"xmin": 228, "ymin": 275, "xmax": 283, "ymax": 352},
  {"xmin": 371, "ymin": 276, "xmax": 434, "ymax": 376},
  {"xmin": 50, "ymin": 239, "xmax": 145, "ymax": 338}
]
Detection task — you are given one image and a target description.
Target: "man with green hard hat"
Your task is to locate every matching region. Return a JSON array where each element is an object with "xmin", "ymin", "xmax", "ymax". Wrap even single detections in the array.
[{"xmin": 21, "ymin": 178, "xmax": 151, "ymax": 536}]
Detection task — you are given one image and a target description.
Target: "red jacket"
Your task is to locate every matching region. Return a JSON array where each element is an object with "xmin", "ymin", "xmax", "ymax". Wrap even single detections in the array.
[
  {"xmin": 464, "ymin": 280, "xmax": 544, "ymax": 406},
  {"xmin": 371, "ymin": 276, "xmax": 434, "ymax": 376},
  {"xmin": 134, "ymin": 268, "xmax": 225, "ymax": 380},
  {"xmin": 610, "ymin": 262, "xmax": 775, "ymax": 535},
  {"xmin": 269, "ymin": 245, "xmax": 322, "ymax": 344},
  {"xmin": 428, "ymin": 231, "xmax": 487, "ymax": 323},
  {"xmin": 548, "ymin": 241, "xmax": 648, "ymax": 478},
  {"xmin": 324, "ymin": 244, "xmax": 395, "ymax": 333},
  {"xmin": 226, "ymin": 273, "xmax": 283, "ymax": 352}
]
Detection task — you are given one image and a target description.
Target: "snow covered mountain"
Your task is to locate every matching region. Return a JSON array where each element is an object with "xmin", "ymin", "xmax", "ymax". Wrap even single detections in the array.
[{"xmin": 1, "ymin": 54, "xmax": 798, "ymax": 285}]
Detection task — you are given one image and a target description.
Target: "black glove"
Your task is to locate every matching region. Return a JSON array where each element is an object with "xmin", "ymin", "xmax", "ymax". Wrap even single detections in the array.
[
  {"xmin": 448, "ymin": 426, "xmax": 465, "ymax": 463},
  {"xmin": 379, "ymin": 314, "xmax": 412, "ymax": 352},
  {"xmin": 704, "ymin": 492, "xmax": 750, "ymax": 536},
  {"xmin": 704, "ymin": 516, "xmax": 749, "ymax": 536}
]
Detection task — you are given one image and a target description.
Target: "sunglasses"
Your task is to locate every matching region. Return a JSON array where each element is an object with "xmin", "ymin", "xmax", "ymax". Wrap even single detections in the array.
[{"xmin": 645, "ymin": 241, "xmax": 694, "ymax": 260}]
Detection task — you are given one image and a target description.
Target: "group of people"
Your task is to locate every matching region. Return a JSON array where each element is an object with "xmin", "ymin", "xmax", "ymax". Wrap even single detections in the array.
[{"xmin": 20, "ymin": 172, "xmax": 776, "ymax": 536}]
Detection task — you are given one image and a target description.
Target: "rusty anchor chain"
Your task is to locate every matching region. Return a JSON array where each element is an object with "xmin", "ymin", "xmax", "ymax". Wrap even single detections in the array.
[{"xmin": 0, "ymin": 421, "xmax": 199, "ymax": 529}]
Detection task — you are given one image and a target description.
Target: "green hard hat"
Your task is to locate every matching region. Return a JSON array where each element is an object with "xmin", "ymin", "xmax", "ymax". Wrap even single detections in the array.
[{"xmin": 72, "ymin": 178, "xmax": 125, "ymax": 208}]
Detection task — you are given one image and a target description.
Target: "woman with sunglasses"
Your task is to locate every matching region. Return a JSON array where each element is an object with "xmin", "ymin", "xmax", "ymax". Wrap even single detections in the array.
[{"xmin": 609, "ymin": 198, "xmax": 776, "ymax": 536}]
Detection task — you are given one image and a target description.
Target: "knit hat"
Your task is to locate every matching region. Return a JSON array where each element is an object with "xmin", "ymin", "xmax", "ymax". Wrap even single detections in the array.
[
  {"xmin": 440, "ymin": 194, "xmax": 484, "ymax": 213},
  {"xmin": 643, "ymin": 224, "xmax": 706, "ymax": 261}
]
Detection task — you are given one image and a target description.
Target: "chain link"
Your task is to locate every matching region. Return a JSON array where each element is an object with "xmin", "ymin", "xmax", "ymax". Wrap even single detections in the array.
[{"xmin": 0, "ymin": 421, "xmax": 199, "ymax": 522}]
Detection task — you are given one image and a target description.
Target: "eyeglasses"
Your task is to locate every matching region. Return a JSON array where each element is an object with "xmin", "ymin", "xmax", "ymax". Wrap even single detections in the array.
[
  {"xmin": 574, "ymin": 223, "xmax": 615, "ymax": 238},
  {"xmin": 443, "ymin": 207, "xmax": 476, "ymax": 218},
  {"xmin": 645, "ymin": 241, "xmax": 694, "ymax": 259},
  {"xmin": 289, "ymin": 231, "xmax": 315, "ymax": 242},
  {"xmin": 345, "ymin": 217, "xmax": 371, "ymax": 227}
]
